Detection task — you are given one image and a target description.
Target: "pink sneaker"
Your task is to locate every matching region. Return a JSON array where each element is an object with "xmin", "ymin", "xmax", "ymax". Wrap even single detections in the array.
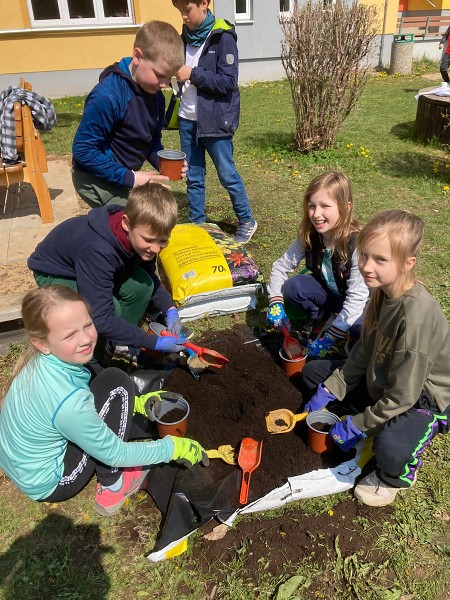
[{"xmin": 95, "ymin": 467, "xmax": 149, "ymax": 516}]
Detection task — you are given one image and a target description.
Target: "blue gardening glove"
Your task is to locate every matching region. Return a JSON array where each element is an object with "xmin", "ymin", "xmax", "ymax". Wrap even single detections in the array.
[
  {"xmin": 329, "ymin": 415, "xmax": 365, "ymax": 452},
  {"xmin": 306, "ymin": 332, "xmax": 335, "ymax": 357},
  {"xmin": 267, "ymin": 301, "xmax": 290, "ymax": 330},
  {"xmin": 306, "ymin": 325, "xmax": 347, "ymax": 358},
  {"xmin": 166, "ymin": 307, "xmax": 182, "ymax": 336},
  {"xmin": 304, "ymin": 383, "xmax": 336, "ymax": 413},
  {"xmin": 155, "ymin": 334, "xmax": 185, "ymax": 353},
  {"xmin": 169, "ymin": 436, "xmax": 210, "ymax": 467}
]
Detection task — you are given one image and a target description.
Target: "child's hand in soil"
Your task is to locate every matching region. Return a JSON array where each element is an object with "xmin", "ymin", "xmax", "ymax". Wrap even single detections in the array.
[
  {"xmin": 330, "ymin": 415, "xmax": 365, "ymax": 451},
  {"xmin": 170, "ymin": 437, "xmax": 210, "ymax": 467},
  {"xmin": 304, "ymin": 383, "xmax": 335, "ymax": 413}
]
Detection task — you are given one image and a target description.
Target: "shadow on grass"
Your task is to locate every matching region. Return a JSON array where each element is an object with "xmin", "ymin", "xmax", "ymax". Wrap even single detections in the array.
[
  {"xmin": 0, "ymin": 513, "xmax": 112, "ymax": 599},
  {"xmin": 240, "ymin": 131, "xmax": 295, "ymax": 153},
  {"xmin": 390, "ymin": 121, "xmax": 416, "ymax": 141},
  {"xmin": 378, "ymin": 150, "xmax": 444, "ymax": 181}
]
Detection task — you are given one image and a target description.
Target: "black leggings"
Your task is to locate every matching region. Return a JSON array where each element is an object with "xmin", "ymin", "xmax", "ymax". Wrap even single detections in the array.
[
  {"xmin": 301, "ymin": 359, "xmax": 450, "ymax": 487},
  {"xmin": 41, "ymin": 368, "xmax": 135, "ymax": 503}
]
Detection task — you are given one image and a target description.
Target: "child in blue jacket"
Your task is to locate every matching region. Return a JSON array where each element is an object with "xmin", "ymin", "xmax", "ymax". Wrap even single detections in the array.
[
  {"xmin": 72, "ymin": 21, "xmax": 185, "ymax": 208},
  {"xmin": 172, "ymin": 0, "xmax": 257, "ymax": 244}
]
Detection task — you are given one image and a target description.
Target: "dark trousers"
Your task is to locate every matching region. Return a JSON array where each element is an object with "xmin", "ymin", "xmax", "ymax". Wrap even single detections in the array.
[
  {"xmin": 41, "ymin": 368, "xmax": 135, "ymax": 502},
  {"xmin": 440, "ymin": 53, "xmax": 450, "ymax": 82},
  {"xmin": 301, "ymin": 360, "xmax": 450, "ymax": 488},
  {"xmin": 283, "ymin": 274, "xmax": 362, "ymax": 340}
]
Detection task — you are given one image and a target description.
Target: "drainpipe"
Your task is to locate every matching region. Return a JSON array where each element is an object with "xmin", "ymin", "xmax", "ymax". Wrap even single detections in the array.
[{"xmin": 378, "ymin": 0, "xmax": 389, "ymax": 69}]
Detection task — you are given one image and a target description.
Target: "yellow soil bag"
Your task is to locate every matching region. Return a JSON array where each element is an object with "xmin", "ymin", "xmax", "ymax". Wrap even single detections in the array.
[
  {"xmin": 158, "ymin": 223, "xmax": 264, "ymax": 319},
  {"xmin": 159, "ymin": 224, "xmax": 232, "ymax": 305}
]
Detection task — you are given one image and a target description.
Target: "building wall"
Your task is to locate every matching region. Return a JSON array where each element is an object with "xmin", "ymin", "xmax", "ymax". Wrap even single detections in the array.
[
  {"xmin": 0, "ymin": 0, "xmax": 183, "ymax": 95},
  {"xmin": 0, "ymin": 0, "xmax": 444, "ymax": 97}
]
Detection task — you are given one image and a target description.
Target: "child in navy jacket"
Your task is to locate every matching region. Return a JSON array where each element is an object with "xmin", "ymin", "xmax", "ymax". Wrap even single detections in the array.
[
  {"xmin": 28, "ymin": 183, "xmax": 185, "ymax": 366},
  {"xmin": 172, "ymin": 0, "xmax": 257, "ymax": 244}
]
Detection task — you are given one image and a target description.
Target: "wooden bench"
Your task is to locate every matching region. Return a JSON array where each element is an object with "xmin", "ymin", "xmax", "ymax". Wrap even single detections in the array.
[
  {"xmin": 397, "ymin": 15, "xmax": 450, "ymax": 38},
  {"xmin": 0, "ymin": 80, "xmax": 53, "ymax": 224}
]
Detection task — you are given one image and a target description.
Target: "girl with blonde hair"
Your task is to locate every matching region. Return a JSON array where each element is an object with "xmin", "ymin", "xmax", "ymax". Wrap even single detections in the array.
[{"xmin": 302, "ymin": 210, "xmax": 450, "ymax": 506}]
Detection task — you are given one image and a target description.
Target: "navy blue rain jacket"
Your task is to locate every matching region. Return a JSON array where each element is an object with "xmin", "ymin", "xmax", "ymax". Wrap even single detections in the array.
[
  {"xmin": 27, "ymin": 206, "xmax": 174, "ymax": 350},
  {"xmin": 72, "ymin": 58, "xmax": 165, "ymax": 189},
  {"xmin": 183, "ymin": 19, "xmax": 240, "ymax": 137}
]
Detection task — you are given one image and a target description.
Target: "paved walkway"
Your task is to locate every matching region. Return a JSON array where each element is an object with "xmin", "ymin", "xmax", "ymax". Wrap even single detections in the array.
[{"xmin": 0, "ymin": 160, "xmax": 84, "ymax": 322}]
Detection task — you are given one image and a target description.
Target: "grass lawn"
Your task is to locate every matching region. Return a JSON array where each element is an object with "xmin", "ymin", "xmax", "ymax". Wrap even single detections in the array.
[{"xmin": 1, "ymin": 65, "xmax": 450, "ymax": 599}]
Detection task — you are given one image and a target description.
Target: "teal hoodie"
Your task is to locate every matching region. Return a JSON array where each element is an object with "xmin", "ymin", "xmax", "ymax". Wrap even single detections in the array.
[{"xmin": 0, "ymin": 353, "xmax": 173, "ymax": 500}]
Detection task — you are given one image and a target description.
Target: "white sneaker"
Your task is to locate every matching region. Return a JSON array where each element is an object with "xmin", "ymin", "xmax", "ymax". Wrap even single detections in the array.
[{"xmin": 354, "ymin": 470, "xmax": 414, "ymax": 507}]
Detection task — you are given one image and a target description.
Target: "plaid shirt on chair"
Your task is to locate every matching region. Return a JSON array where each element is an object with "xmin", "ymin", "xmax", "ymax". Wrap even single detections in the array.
[{"xmin": 0, "ymin": 86, "xmax": 57, "ymax": 163}]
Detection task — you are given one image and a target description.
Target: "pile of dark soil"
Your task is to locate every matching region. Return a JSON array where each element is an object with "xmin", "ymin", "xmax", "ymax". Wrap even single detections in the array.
[{"xmin": 166, "ymin": 324, "xmax": 350, "ymax": 504}]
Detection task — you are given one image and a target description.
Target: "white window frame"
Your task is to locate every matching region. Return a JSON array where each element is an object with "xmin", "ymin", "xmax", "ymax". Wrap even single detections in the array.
[
  {"xmin": 26, "ymin": 0, "xmax": 134, "ymax": 28},
  {"xmin": 235, "ymin": 0, "xmax": 252, "ymax": 22},
  {"xmin": 279, "ymin": 0, "xmax": 294, "ymax": 16}
]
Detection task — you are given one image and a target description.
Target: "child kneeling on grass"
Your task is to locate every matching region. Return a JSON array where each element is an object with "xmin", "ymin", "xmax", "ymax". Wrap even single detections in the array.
[
  {"xmin": 267, "ymin": 171, "xmax": 369, "ymax": 355},
  {"xmin": 0, "ymin": 286, "xmax": 208, "ymax": 516},
  {"xmin": 28, "ymin": 182, "xmax": 185, "ymax": 367},
  {"xmin": 302, "ymin": 210, "xmax": 450, "ymax": 506}
]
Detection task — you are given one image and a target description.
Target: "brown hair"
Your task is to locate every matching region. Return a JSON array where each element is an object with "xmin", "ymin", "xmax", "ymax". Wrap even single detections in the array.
[
  {"xmin": 358, "ymin": 209, "xmax": 424, "ymax": 335},
  {"xmin": 3, "ymin": 286, "xmax": 89, "ymax": 396},
  {"xmin": 299, "ymin": 171, "xmax": 360, "ymax": 263},
  {"xmin": 172, "ymin": 0, "xmax": 210, "ymax": 9},
  {"xmin": 124, "ymin": 182, "xmax": 178, "ymax": 236},
  {"xmin": 134, "ymin": 21, "xmax": 184, "ymax": 70}
]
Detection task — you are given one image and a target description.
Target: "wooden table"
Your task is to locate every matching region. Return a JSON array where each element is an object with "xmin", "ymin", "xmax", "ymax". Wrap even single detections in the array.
[{"xmin": 415, "ymin": 86, "xmax": 450, "ymax": 143}]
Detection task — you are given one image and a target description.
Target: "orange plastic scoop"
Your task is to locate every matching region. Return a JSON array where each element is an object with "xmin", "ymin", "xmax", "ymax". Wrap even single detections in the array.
[
  {"xmin": 238, "ymin": 437, "xmax": 263, "ymax": 505},
  {"xmin": 281, "ymin": 323, "xmax": 304, "ymax": 360},
  {"xmin": 160, "ymin": 330, "xmax": 229, "ymax": 368}
]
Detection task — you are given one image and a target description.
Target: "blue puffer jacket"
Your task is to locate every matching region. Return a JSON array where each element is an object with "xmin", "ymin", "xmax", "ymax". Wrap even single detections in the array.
[
  {"xmin": 72, "ymin": 58, "xmax": 164, "ymax": 189},
  {"xmin": 183, "ymin": 19, "xmax": 240, "ymax": 138}
]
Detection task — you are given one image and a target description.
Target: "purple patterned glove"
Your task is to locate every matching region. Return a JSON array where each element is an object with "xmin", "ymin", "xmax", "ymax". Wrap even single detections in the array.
[
  {"xmin": 166, "ymin": 307, "xmax": 182, "ymax": 336},
  {"xmin": 304, "ymin": 383, "xmax": 336, "ymax": 413},
  {"xmin": 330, "ymin": 415, "xmax": 365, "ymax": 451}
]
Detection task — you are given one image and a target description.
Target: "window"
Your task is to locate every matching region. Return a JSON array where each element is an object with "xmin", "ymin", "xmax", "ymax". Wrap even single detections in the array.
[
  {"xmin": 235, "ymin": 0, "xmax": 251, "ymax": 21},
  {"xmin": 27, "ymin": 0, "xmax": 133, "ymax": 27},
  {"xmin": 280, "ymin": 0, "xmax": 293, "ymax": 14}
]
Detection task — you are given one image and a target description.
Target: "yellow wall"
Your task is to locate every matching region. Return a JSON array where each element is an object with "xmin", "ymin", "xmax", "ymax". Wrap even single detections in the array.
[
  {"xmin": 360, "ymin": 0, "xmax": 399, "ymax": 35},
  {"xmin": 0, "ymin": 0, "xmax": 184, "ymax": 75}
]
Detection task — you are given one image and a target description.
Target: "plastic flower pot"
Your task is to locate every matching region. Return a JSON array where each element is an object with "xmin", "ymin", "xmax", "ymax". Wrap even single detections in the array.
[
  {"xmin": 306, "ymin": 410, "xmax": 340, "ymax": 454},
  {"xmin": 157, "ymin": 149, "xmax": 186, "ymax": 180},
  {"xmin": 151, "ymin": 397, "xmax": 190, "ymax": 438},
  {"xmin": 278, "ymin": 347, "xmax": 306, "ymax": 378}
]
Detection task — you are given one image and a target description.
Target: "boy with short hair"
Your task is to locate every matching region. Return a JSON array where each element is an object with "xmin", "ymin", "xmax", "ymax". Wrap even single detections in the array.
[
  {"xmin": 28, "ymin": 183, "xmax": 185, "ymax": 366},
  {"xmin": 72, "ymin": 21, "xmax": 185, "ymax": 208},
  {"xmin": 172, "ymin": 0, "xmax": 258, "ymax": 244}
]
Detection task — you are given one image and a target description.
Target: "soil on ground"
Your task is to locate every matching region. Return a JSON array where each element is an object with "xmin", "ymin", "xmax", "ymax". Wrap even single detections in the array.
[
  {"xmin": 155, "ymin": 324, "xmax": 391, "ymax": 592},
  {"xmin": 166, "ymin": 324, "xmax": 352, "ymax": 504}
]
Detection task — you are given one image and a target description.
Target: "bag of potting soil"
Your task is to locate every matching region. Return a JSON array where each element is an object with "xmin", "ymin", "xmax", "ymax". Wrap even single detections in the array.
[{"xmin": 158, "ymin": 223, "xmax": 264, "ymax": 322}]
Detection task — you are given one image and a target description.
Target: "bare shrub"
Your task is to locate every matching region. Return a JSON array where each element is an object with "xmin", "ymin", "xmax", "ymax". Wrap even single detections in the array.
[{"xmin": 281, "ymin": 0, "xmax": 379, "ymax": 152}]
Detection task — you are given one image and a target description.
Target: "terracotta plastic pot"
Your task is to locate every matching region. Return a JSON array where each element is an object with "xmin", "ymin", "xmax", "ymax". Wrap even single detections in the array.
[
  {"xmin": 278, "ymin": 347, "xmax": 306, "ymax": 378},
  {"xmin": 306, "ymin": 410, "xmax": 340, "ymax": 454},
  {"xmin": 151, "ymin": 397, "xmax": 190, "ymax": 438},
  {"xmin": 157, "ymin": 149, "xmax": 186, "ymax": 180}
]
